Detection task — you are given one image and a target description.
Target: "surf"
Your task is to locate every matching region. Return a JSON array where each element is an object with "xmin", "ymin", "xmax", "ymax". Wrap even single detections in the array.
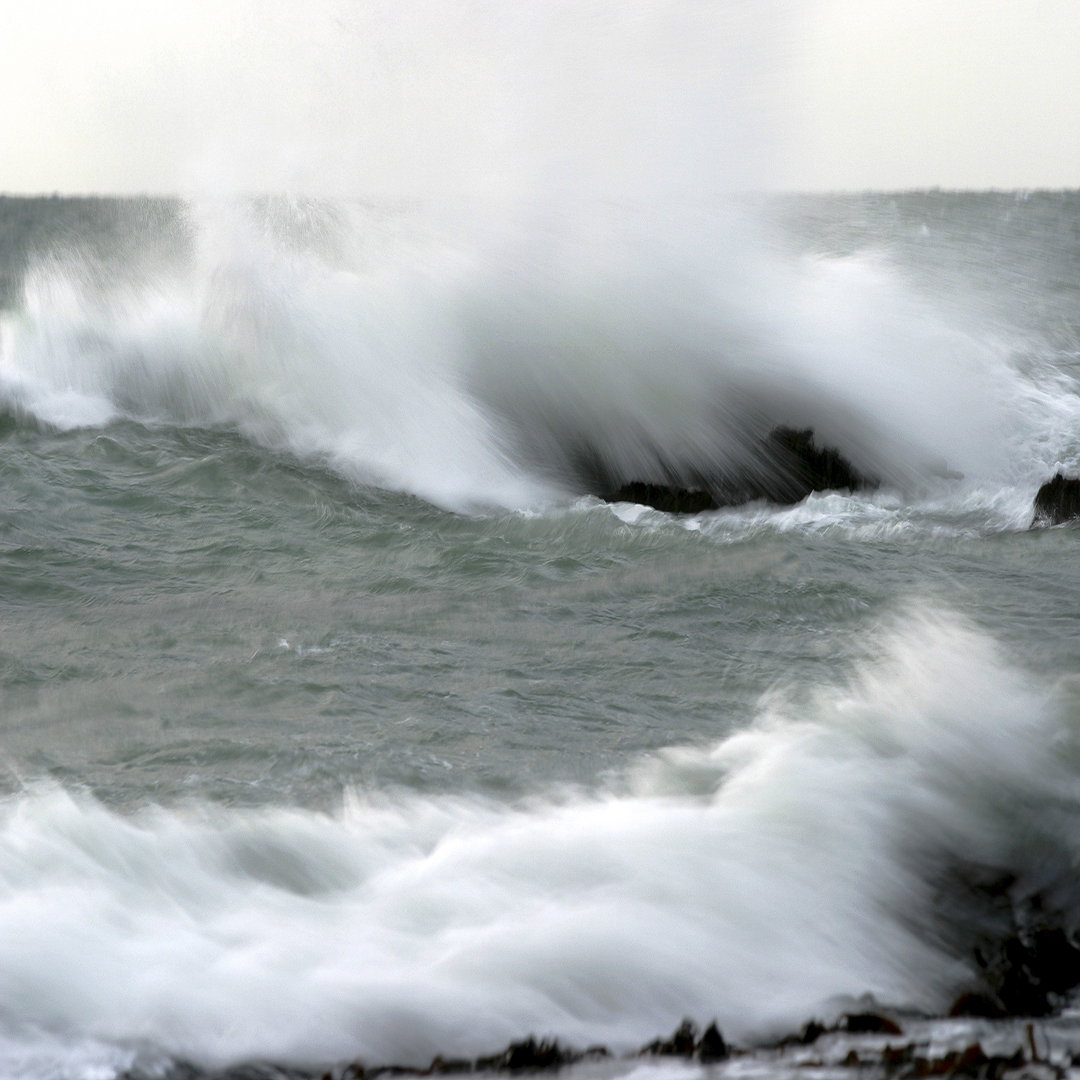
[
  {"xmin": 1, "ymin": 609, "xmax": 1079, "ymax": 1073},
  {"xmin": 1, "ymin": 194, "xmax": 1074, "ymax": 523}
]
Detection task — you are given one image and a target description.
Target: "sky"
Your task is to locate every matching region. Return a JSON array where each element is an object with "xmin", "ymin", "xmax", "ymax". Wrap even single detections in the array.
[{"xmin": 0, "ymin": 0, "xmax": 1077, "ymax": 195}]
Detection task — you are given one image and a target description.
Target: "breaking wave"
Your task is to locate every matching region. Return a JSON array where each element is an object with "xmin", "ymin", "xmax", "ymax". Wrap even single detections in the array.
[
  {"xmin": 3, "ymin": 610, "xmax": 1080, "ymax": 1073},
  {"xmin": 1, "ymin": 197, "xmax": 1076, "ymax": 518}
]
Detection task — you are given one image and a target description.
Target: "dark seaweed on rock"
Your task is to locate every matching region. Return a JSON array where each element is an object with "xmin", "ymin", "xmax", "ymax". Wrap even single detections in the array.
[{"xmin": 600, "ymin": 426, "xmax": 878, "ymax": 514}]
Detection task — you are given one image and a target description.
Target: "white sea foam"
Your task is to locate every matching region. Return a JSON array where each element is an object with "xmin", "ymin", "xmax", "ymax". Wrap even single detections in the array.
[{"xmin": 1, "ymin": 611, "xmax": 1077, "ymax": 1072}]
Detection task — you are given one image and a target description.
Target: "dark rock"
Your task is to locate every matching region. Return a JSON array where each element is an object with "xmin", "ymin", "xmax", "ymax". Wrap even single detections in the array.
[
  {"xmin": 120, "ymin": 1062, "xmax": 209, "ymax": 1080},
  {"xmin": 882, "ymin": 1044, "xmax": 915, "ymax": 1067},
  {"xmin": 696, "ymin": 1023, "xmax": 728, "ymax": 1063},
  {"xmin": 983, "ymin": 1050, "xmax": 1026, "ymax": 1079},
  {"xmin": 641, "ymin": 1019, "xmax": 697, "ymax": 1057},
  {"xmin": 947, "ymin": 862, "xmax": 1080, "ymax": 1017},
  {"xmin": 912, "ymin": 1044, "xmax": 988, "ymax": 1078},
  {"xmin": 640, "ymin": 1020, "xmax": 727, "ymax": 1063},
  {"xmin": 948, "ymin": 992, "xmax": 1007, "ymax": 1019},
  {"xmin": 777, "ymin": 1020, "xmax": 831, "ymax": 1049},
  {"xmin": 426, "ymin": 1059, "xmax": 473, "ymax": 1075},
  {"xmin": 218, "ymin": 1066, "xmax": 322, "ymax": 1080},
  {"xmin": 843, "ymin": 1013, "xmax": 903, "ymax": 1035},
  {"xmin": 982, "ymin": 926, "xmax": 1080, "ymax": 1016},
  {"xmin": 475, "ymin": 1038, "xmax": 566, "ymax": 1072},
  {"xmin": 763, "ymin": 426, "xmax": 872, "ymax": 500},
  {"xmin": 603, "ymin": 482, "xmax": 718, "ymax": 514},
  {"xmin": 1033, "ymin": 473, "xmax": 1080, "ymax": 526},
  {"xmin": 600, "ymin": 427, "xmax": 877, "ymax": 515}
]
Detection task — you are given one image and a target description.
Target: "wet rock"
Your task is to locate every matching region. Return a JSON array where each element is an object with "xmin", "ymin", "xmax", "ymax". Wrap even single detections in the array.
[
  {"xmin": 475, "ymin": 1038, "xmax": 567, "ymax": 1072},
  {"xmin": 220, "ymin": 1066, "xmax": 324, "ymax": 1080},
  {"xmin": 602, "ymin": 482, "xmax": 718, "ymax": 514},
  {"xmin": 1033, "ymin": 473, "xmax": 1080, "ymax": 526},
  {"xmin": 763, "ymin": 426, "xmax": 872, "ymax": 500},
  {"xmin": 640, "ymin": 1020, "xmax": 727, "ymax": 1063},
  {"xmin": 325, "ymin": 1067, "xmax": 366, "ymax": 1080},
  {"xmin": 426, "ymin": 1058, "xmax": 473, "ymax": 1075},
  {"xmin": 943, "ymin": 863, "xmax": 1080, "ymax": 1018},
  {"xmin": 882, "ymin": 1044, "xmax": 915, "ymax": 1067},
  {"xmin": 948, "ymin": 992, "xmax": 1007, "ymax": 1019},
  {"xmin": 843, "ymin": 1013, "xmax": 903, "ymax": 1036},
  {"xmin": 777, "ymin": 1020, "xmax": 829, "ymax": 1048},
  {"xmin": 696, "ymin": 1023, "xmax": 728, "ymax": 1063},
  {"xmin": 600, "ymin": 427, "xmax": 877, "ymax": 514},
  {"xmin": 912, "ymin": 1043, "xmax": 988, "ymax": 1077},
  {"xmin": 641, "ymin": 1019, "xmax": 698, "ymax": 1057},
  {"xmin": 982, "ymin": 926, "xmax": 1080, "ymax": 1016}
]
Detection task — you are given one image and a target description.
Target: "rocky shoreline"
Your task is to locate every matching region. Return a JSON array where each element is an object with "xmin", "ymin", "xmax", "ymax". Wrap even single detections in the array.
[{"xmin": 118, "ymin": 1010, "xmax": 1080, "ymax": 1080}]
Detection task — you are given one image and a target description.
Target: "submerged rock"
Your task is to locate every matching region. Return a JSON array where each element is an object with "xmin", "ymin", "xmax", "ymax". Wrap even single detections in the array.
[
  {"xmin": 1033, "ymin": 473, "xmax": 1080, "ymax": 526},
  {"xmin": 600, "ymin": 426, "xmax": 877, "ymax": 515}
]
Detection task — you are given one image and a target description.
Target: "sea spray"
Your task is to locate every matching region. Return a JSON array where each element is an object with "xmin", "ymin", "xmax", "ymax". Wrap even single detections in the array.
[{"xmin": 2, "ymin": 195, "xmax": 1069, "ymax": 515}]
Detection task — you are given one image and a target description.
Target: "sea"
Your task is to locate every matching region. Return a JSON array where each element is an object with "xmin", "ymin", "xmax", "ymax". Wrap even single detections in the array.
[{"xmin": 2, "ymin": 190, "xmax": 1080, "ymax": 1079}]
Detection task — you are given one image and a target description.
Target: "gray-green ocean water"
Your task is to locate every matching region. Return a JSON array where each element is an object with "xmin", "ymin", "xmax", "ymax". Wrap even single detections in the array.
[{"xmin": 2, "ymin": 192, "xmax": 1080, "ymax": 1079}]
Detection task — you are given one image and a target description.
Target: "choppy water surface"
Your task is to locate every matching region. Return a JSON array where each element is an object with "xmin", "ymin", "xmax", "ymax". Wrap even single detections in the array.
[{"xmin": 2, "ymin": 191, "xmax": 1080, "ymax": 1079}]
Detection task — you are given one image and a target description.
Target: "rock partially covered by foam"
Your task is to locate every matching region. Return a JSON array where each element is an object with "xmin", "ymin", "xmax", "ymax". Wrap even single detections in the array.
[
  {"xmin": 977, "ymin": 925, "xmax": 1080, "ymax": 1017},
  {"xmin": 639, "ymin": 1019, "xmax": 729, "ymax": 1063},
  {"xmin": 601, "ymin": 426, "xmax": 877, "ymax": 514},
  {"xmin": 602, "ymin": 482, "xmax": 718, "ymax": 514},
  {"xmin": 1033, "ymin": 473, "xmax": 1080, "ymax": 526}
]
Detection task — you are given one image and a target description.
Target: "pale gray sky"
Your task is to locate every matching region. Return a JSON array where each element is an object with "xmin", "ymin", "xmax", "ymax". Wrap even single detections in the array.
[{"xmin": 0, "ymin": 0, "xmax": 1076, "ymax": 195}]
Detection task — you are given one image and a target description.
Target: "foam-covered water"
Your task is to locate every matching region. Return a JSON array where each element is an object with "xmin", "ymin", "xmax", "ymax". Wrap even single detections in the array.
[{"xmin": 3, "ymin": 190, "xmax": 1080, "ymax": 1078}]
